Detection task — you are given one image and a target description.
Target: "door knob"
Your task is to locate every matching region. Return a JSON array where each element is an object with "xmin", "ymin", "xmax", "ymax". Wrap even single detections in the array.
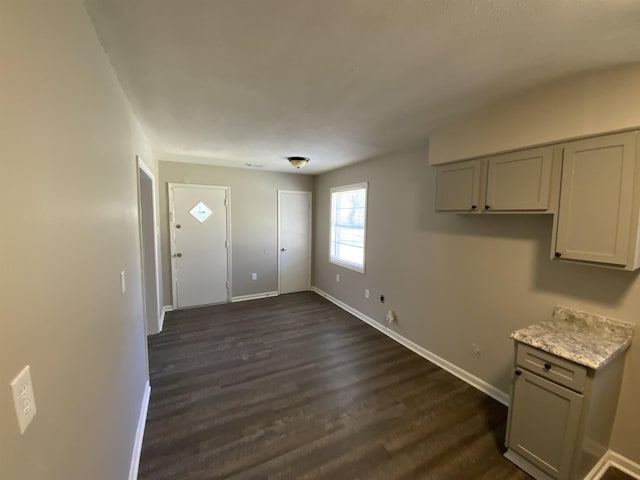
[
  {"xmin": 176, "ymin": 224, "xmax": 181, "ymax": 229},
  {"xmin": 175, "ymin": 253, "xmax": 182, "ymax": 258},
  {"xmin": 281, "ymin": 248, "xmax": 287, "ymax": 252},
  {"xmin": 515, "ymin": 370, "xmax": 522, "ymax": 376}
]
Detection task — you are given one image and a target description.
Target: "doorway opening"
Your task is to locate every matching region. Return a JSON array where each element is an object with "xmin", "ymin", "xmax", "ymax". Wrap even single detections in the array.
[{"xmin": 137, "ymin": 156, "xmax": 161, "ymax": 334}]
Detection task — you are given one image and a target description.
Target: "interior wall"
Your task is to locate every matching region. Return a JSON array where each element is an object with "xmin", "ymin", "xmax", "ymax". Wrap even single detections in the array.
[
  {"xmin": 428, "ymin": 64, "xmax": 640, "ymax": 164},
  {"xmin": 0, "ymin": 2, "xmax": 155, "ymax": 479},
  {"xmin": 313, "ymin": 145, "xmax": 640, "ymax": 464},
  {"xmin": 158, "ymin": 161, "xmax": 314, "ymax": 303}
]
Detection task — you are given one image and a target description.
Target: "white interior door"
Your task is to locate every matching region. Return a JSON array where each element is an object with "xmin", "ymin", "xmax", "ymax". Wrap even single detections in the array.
[
  {"xmin": 279, "ymin": 191, "xmax": 311, "ymax": 294},
  {"xmin": 170, "ymin": 184, "xmax": 230, "ymax": 308}
]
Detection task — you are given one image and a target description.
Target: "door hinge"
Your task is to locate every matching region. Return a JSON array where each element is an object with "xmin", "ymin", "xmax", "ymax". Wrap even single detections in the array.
[
  {"xmin": 226, "ymin": 281, "xmax": 229, "ymax": 289},
  {"xmin": 225, "ymin": 240, "xmax": 228, "ymax": 248},
  {"xmin": 224, "ymin": 198, "xmax": 228, "ymax": 207}
]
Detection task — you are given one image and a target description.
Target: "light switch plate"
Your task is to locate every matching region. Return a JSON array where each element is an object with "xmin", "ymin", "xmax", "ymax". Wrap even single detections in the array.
[{"xmin": 10, "ymin": 365, "xmax": 37, "ymax": 434}]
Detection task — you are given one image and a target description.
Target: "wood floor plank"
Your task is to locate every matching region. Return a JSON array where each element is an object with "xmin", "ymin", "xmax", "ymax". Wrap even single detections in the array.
[
  {"xmin": 139, "ymin": 292, "xmax": 531, "ymax": 479},
  {"xmin": 601, "ymin": 467, "xmax": 636, "ymax": 480}
]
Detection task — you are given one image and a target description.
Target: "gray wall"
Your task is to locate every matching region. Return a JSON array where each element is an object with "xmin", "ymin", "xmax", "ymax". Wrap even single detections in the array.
[
  {"xmin": 313, "ymin": 145, "xmax": 640, "ymax": 463},
  {"xmin": 1, "ymin": 2, "xmax": 154, "ymax": 479},
  {"xmin": 159, "ymin": 161, "xmax": 313, "ymax": 303}
]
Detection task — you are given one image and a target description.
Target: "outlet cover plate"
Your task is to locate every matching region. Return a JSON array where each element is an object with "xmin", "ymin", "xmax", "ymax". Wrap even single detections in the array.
[{"xmin": 10, "ymin": 365, "xmax": 37, "ymax": 434}]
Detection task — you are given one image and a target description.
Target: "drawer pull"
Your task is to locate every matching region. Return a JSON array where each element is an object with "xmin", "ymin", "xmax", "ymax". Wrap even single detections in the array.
[{"xmin": 544, "ymin": 363, "xmax": 552, "ymax": 370}]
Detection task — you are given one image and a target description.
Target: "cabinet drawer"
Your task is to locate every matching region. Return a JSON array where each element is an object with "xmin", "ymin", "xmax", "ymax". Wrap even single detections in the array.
[{"xmin": 516, "ymin": 344, "xmax": 587, "ymax": 393}]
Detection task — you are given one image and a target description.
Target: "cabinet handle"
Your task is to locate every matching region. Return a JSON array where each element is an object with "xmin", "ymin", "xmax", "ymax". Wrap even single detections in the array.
[
  {"xmin": 544, "ymin": 363, "xmax": 552, "ymax": 370},
  {"xmin": 471, "ymin": 205, "xmax": 477, "ymax": 210},
  {"xmin": 555, "ymin": 252, "xmax": 562, "ymax": 258},
  {"xmin": 484, "ymin": 205, "xmax": 490, "ymax": 210},
  {"xmin": 515, "ymin": 369, "xmax": 522, "ymax": 376}
]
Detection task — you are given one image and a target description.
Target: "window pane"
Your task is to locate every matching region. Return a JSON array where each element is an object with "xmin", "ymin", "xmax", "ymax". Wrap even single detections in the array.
[
  {"xmin": 330, "ymin": 184, "xmax": 367, "ymax": 271},
  {"xmin": 335, "ymin": 243, "xmax": 363, "ymax": 266},
  {"xmin": 335, "ymin": 226, "xmax": 364, "ymax": 246},
  {"xmin": 335, "ymin": 207, "xmax": 365, "ymax": 227}
]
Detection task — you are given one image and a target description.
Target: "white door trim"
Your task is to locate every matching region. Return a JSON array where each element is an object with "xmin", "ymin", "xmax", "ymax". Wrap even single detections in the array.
[
  {"xmin": 136, "ymin": 155, "xmax": 162, "ymax": 334},
  {"xmin": 278, "ymin": 190, "xmax": 312, "ymax": 294},
  {"xmin": 168, "ymin": 183, "xmax": 232, "ymax": 309}
]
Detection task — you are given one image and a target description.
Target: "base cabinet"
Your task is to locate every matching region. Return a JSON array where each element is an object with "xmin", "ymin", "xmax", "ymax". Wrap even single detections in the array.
[
  {"xmin": 509, "ymin": 369, "xmax": 582, "ymax": 479},
  {"xmin": 506, "ymin": 343, "xmax": 626, "ymax": 480}
]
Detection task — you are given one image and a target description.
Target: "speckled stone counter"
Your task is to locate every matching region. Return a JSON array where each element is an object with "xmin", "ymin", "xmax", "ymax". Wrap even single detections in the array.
[{"xmin": 510, "ymin": 306, "xmax": 634, "ymax": 370}]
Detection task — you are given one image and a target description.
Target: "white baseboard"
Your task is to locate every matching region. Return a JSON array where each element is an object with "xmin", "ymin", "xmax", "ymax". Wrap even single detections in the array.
[
  {"xmin": 159, "ymin": 305, "xmax": 173, "ymax": 332},
  {"xmin": 231, "ymin": 291, "xmax": 279, "ymax": 303},
  {"xmin": 311, "ymin": 286, "xmax": 510, "ymax": 406},
  {"xmin": 129, "ymin": 381, "xmax": 151, "ymax": 480}
]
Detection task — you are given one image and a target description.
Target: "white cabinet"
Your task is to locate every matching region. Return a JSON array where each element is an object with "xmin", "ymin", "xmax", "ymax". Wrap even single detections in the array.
[
  {"xmin": 508, "ymin": 368, "xmax": 582, "ymax": 480},
  {"xmin": 435, "ymin": 159, "xmax": 482, "ymax": 211},
  {"xmin": 485, "ymin": 148, "xmax": 553, "ymax": 211},
  {"xmin": 435, "ymin": 147, "xmax": 554, "ymax": 213},
  {"xmin": 553, "ymin": 131, "xmax": 640, "ymax": 270},
  {"xmin": 506, "ymin": 343, "xmax": 626, "ymax": 480},
  {"xmin": 434, "ymin": 129, "xmax": 640, "ymax": 270}
]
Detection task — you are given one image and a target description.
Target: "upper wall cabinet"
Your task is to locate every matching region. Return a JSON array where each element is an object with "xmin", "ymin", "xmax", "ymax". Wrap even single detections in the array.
[
  {"xmin": 435, "ymin": 159, "xmax": 482, "ymax": 211},
  {"xmin": 553, "ymin": 131, "xmax": 640, "ymax": 269},
  {"xmin": 485, "ymin": 148, "xmax": 553, "ymax": 211},
  {"xmin": 435, "ymin": 147, "xmax": 554, "ymax": 213}
]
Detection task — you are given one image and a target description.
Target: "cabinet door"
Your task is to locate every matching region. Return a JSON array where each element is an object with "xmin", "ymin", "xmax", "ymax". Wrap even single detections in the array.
[
  {"xmin": 555, "ymin": 132, "xmax": 637, "ymax": 265},
  {"xmin": 508, "ymin": 369, "xmax": 582, "ymax": 480},
  {"xmin": 435, "ymin": 159, "xmax": 482, "ymax": 211},
  {"xmin": 485, "ymin": 147, "xmax": 553, "ymax": 211}
]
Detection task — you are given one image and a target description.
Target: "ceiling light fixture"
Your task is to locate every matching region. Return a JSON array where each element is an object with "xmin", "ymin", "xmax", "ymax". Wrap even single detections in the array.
[{"xmin": 287, "ymin": 156, "xmax": 310, "ymax": 169}]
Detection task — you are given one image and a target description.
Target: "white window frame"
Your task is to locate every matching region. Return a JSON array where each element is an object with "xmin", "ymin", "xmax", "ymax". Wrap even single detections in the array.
[{"xmin": 329, "ymin": 182, "xmax": 368, "ymax": 273}]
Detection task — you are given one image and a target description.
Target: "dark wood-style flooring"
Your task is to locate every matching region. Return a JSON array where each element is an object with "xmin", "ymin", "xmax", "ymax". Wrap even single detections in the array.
[
  {"xmin": 139, "ymin": 292, "xmax": 533, "ymax": 479},
  {"xmin": 602, "ymin": 467, "xmax": 636, "ymax": 480}
]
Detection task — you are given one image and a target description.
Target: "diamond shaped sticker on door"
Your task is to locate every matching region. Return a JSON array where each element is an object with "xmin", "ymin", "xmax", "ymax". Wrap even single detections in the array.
[{"xmin": 189, "ymin": 201, "xmax": 213, "ymax": 223}]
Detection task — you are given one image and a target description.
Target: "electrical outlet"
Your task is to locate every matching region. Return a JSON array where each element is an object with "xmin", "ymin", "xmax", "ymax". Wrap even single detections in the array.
[
  {"xmin": 120, "ymin": 270, "xmax": 126, "ymax": 294},
  {"xmin": 251, "ymin": 272, "xmax": 257, "ymax": 280},
  {"xmin": 10, "ymin": 366, "xmax": 37, "ymax": 435},
  {"xmin": 472, "ymin": 343, "xmax": 483, "ymax": 359},
  {"xmin": 365, "ymin": 289, "xmax": 370, "ymax": 299},
  {"xmin": 336, "ymin": 274, "xmax": 340, "ymax": 282}
]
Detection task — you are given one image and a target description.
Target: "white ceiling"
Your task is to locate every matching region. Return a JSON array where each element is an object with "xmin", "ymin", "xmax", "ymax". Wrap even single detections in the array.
[{"xmin": 86, "ymin": 0, "xmax": 640, "ymax": 174}]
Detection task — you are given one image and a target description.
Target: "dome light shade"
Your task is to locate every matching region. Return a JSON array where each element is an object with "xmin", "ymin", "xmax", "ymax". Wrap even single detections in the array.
[{"xmin": 287, "ymin": 156, "xmax": 309, "ymax": 169}]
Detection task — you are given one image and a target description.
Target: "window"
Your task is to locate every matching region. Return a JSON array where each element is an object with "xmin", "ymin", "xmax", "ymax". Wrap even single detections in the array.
[{"xmin": 330, "ymin": 183, "xmax": 367, "ymax": 272}]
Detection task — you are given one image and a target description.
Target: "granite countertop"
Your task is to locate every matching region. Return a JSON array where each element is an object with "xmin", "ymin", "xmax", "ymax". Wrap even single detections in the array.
[{"xmin": 510, "ymin": 306, "xmax": 634, "ymax": 370}]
